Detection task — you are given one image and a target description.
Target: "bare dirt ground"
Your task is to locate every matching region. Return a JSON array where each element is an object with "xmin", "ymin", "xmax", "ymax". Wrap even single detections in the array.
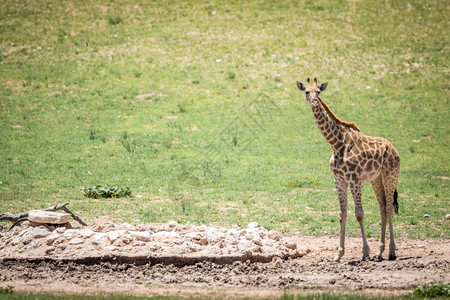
[{"xmin": 0, "ymin": 221, "xmax": 449, "ymax": 298}]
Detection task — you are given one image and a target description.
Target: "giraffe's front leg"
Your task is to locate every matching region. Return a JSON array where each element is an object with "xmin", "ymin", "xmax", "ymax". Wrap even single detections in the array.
[
  {"xmin": 350, "ymin": 180, "xmax": 370, "ymax": 260},
  {"xmin": 334, "ymin": 178, "xmax": 348, "ymax": 262}
]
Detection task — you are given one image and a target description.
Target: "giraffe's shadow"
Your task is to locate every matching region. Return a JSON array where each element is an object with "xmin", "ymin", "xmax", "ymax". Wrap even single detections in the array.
[{"xmin": 347, "ymin": 256, "xmax": 421, "ymax": 265}]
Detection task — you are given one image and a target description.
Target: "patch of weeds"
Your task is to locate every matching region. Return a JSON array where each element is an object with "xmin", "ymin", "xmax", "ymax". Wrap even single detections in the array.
[
  {"xmin": 89, "ymin": 129, "xmax": 107, "ymax": 143},
  {"xmin": 133, "ymin": 70, "xmax": 142, "ymax": 78},
  {"xmin": 227, "ymin": 71, "xmax": 235, "ymax": 80},
  {"xmin": 414, "ymin": 284, "xmax": 450, "ymax": 298},
  {"xmin": 82, "ymin": 186, "xmax": 132, "ymax": 199},
  {"xmin": 0, "ymin": 286, "xmax": 14, "ymax": 294},
  {"xmin": 119, "ymin": 131, "xmax": 136, "ymax": 153},
  {"xmin": 177, "ymin": 102, "xmax": 187, "ymax": 113},
  {"xmin": 109, "ymin": 16, "xmax": 123, "ymax": 25},
  {"xmin": 274, "ymin": 75, "xmax": 282, "ymax": 83}
]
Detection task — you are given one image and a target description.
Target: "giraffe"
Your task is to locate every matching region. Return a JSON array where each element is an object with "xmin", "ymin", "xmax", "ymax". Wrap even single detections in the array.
[{"xmin": 296, "ymin": 78, "xmax": 400, "ymax": 262}]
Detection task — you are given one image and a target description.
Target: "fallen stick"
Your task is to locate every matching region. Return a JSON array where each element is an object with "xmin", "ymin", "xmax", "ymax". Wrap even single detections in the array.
[{"xmin": 0, "ymin": 203, "xmax": 87, "ymax": 226}]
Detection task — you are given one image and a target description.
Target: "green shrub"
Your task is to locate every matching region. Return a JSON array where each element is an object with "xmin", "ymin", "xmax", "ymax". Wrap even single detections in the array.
[
  {"xmin": 82, "ymin": 186, "xmax": 132, "ymax": 199},
  {"xmin": 414, "ymin": 284, "xmax": 450, "ymax": 298}
]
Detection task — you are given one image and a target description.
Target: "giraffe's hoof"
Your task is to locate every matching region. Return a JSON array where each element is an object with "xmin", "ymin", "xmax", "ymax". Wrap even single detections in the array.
[
  {"xmin": 361, "ymin": 255, "xmax": 370, "ymax": 261},
  {"xmin": 333, "ymin": 255, "xmax": 341, "ymax": 262},
  {"xmin": 374, "ymin": 255, "xmax": 384, "ymax": 262},
  {"xmin": 388, "ymin": 254, "xmax": 397, "ymax": 261}
]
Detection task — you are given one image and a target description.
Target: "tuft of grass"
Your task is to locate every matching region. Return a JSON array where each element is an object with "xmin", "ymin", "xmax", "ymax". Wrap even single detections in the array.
[
  {"xmin": 108, "ymin": 16, "xmax": 123, "ymax": 25},
  {"xmin": 413, "ymin": 284, "xmax": 450, "ymax": 298}
]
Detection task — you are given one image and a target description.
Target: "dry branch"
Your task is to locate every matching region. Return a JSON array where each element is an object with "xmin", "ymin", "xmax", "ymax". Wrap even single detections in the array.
[{"xmin": 0, "ymin": 203, "xmax": 87, "ymax": 226}]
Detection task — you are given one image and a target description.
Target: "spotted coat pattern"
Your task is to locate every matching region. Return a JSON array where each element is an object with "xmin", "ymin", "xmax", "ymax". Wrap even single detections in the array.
[{"xmin": 297, "ymin": 78, "xmax": 400, "ymax": 261}]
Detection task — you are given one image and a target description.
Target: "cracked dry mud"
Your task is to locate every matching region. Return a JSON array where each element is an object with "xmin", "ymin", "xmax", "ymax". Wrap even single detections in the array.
[{"xmin": 0, "ymin": 221, "xmax": 449, "ymax": 298}]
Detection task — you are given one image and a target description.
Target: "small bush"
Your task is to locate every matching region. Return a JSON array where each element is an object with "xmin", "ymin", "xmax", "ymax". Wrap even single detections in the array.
[
  {"xmin": 0, "ymin": 286, "xmax": 14, "ymax": 294},
  {"xmin": 82, "ymin": 186, "xmax": 132, "ymax": 199},
  {"xmin": 109, "ymin": 16, "xmax": 123, "ymax": 25},
  {"xmin": 414, "ymin": 284, "xmax": 450, "ymax": 298}
]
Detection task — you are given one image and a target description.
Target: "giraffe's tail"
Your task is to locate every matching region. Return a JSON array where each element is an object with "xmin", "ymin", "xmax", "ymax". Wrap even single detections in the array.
[{"xmin": 393, "ymin": 189, "xmax": 399, "ymax": 214}]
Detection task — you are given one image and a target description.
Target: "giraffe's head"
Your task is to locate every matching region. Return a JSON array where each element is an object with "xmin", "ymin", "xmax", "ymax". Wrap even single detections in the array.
[{"xmin": 296, "ymin": 77, "xmax": 328, "ymax": 106}]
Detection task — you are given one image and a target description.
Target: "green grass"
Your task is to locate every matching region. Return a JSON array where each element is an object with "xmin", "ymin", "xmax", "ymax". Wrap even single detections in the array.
[
  {"xmin": 0, "ymin": 0, "xmax": 449, "ymax": 239},
  {"xmin": 1, "ymin": 290, "xmax": 447, "ymax": 300}
]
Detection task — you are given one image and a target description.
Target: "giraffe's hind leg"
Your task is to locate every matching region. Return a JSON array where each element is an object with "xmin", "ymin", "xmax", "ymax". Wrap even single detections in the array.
[
  {"xmin": 371, "ymin": 175, "xmax": 387, "ymax": 260},
  {"xmin": 382, "ymin": 173, "xmax": 399, "ymax": 260}
]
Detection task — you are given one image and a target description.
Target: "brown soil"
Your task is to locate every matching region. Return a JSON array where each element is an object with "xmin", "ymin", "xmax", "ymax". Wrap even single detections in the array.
[{"xmin": 0, "ymin": 223, "xmax": 449, "ymax": 298}]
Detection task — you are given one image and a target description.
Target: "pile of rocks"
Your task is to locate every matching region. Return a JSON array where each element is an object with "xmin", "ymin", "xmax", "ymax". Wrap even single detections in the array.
[{"xmin": 0, "ymin": 221, "xmax": 303, "ymax": 264}]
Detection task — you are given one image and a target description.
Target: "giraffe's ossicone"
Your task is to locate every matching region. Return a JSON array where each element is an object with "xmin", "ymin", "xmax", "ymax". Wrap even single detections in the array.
[{"xmin": 297, "ymin": 77, "xmax": 400, "ymax": 262}]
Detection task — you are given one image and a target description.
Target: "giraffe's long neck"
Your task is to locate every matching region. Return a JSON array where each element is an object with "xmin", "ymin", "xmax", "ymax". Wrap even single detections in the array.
[{"xmin": 310, "ymin": 99, "xmax": 346, "ymax": 152}]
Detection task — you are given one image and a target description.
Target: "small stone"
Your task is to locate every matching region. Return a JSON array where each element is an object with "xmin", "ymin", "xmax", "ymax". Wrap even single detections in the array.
[
  {"xmin": 93, "ymin": 233, "xmax": 107, "ymax": 241},
  {"xmin": 167, "ymin": 220, "xmax": 177, "ymax": 227},
  {"xmin": 107, "ymin": 230, "xmax": 125, "ymax": 243},
  {"xmin": 121, "ymin": 233, "xmax": 132, "ymax": 245},
  {"xmin": 26, "ymin": 240, "xmax": 41, "ymax": 250},
  {"xmin": 268, "ymin": 231, "xmax": 281, "ymax": 241},
  {"xmin": 445, "ymin": 214, "xmax": 450, "ymax": 219},
  {"xmin": 79, "ymin": 228, "xmax": 94, "ymax": 238},
  {"xmin": 55, "ymin": 227, "xmax": 66, "ymax": 233},
  {"xmin": 285, "ymin": 242, "xmax": 297, "ymax": 250},
  {"xmin": 247, "ymin": 222, "xmax": 260, "ymax": 229},
  {"xmin": 423, "ymin": 214, "xmax": 430, "ymax": 218},
  {"xmin": 28, "ymin": 227, "xmax": 51, "ymax": 238},
  {"xmin": 46, "ymin": 233, "xmax": 60, "ymax": 245},
  {"xmin": 252, "ymin": 237, "xmax": 263, "ymax": 246},
  {"xmin": 152, "ymin": 231, "xmax": 180, "ymax": 242},
  {"xmin": 28, "ymin": 210, "xmax": 71, "ymax": 224},
  {"xmin": 21, "ymin": 234, "xmax": 33, "ymax": 245},
  {"xmin": 129, "ymin": 231, "xmax": 151, "ymax": 242},
  {"xmin": 185, "ymin": 232, "xmax": 208, "ymax": 245},
  {"xmin": 45, "ymin": 247, "xmax": 55, "ymax": 255},
  {"xmin": 64, "ymin": 229, "xmax": 78, "ymax": 239},
  {"xmin": 68, "ymin": 238, "xmax": 84, "ymax": 245}
]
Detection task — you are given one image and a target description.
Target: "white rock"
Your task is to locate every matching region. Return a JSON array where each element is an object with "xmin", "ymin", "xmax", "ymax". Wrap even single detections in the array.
[
  {"xmin": 247, "ymin": 222, "xmax": 260, "ymax": 229},
  {"xmin": 152, "ymin": 231, "xmax": 180, "ymax": 242},
  {"xmin": 226, "ymin": 228, "xmax": 241, "ymax": 236},
  {"xmin": 93, "ymin": 233, "xmax": 107, "ymax": 241},
  {"xmin": 55, "ymin": 227, "xmax": 66, "ymax": 233},
  {"xmin": 68, "ymin": 238, "xmax": 84, "ymax": 245},
  {"xmin": 64, "ymin": 229, "xmax": 78, "ymax": 239},
  {"xmin": 206, "ymin": 231, "xmax": 225, "ymax": 244},
  {"xmin": 446, "ymin": 214, "xmax": 450, "ymax": 219},
  {"xmin": 167, "ymin": 220, "xmax": 178, "ymax": 227},
  {"xmin": 46, "ymin": 233, "xmax": 60, "ymax": 245},
  {"xmin": 198, "ymin": 224, "xmax": 207, "ymax": 232},
  {"xmin": 28, "ymin": 227, "xmax": 51, "ymax": 238},
  {"xmin": 107, "ymin": 230, "xmax": 125, "ymax": 243},
  {"xmin": 28, "ymin": 210, "xmax": 70, "ymax": 224},
  {"xmin": 129, "ymin": 231, "xmax": 151, "ymax": 242},
  {"xmin": 27, "ymin": 240, "xmax": 41, "ymax": 250},
  {"xmin": 423, "ymin": 214, "xmax": 430, "ymax": 218},
  {"xmin": 79, "ymin": 229, "xmax": 94, "ymax": 238}
]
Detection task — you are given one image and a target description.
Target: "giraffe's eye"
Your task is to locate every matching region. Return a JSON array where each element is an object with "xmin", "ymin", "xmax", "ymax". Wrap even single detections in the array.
[{"xmin": 306, "ymin": 91, "xmax": 310, "ymax": 95}]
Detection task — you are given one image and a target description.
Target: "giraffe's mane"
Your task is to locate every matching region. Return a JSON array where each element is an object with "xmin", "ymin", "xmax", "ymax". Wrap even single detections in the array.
[{"xmin": 318, "ymin": 96, "xmax": 361, "ymax": 132}]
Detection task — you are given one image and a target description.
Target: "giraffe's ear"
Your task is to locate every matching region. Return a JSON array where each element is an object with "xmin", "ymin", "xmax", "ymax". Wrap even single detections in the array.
[
  {"xmin": 318, "ymin": 82, "xmax": 328, "ymax": 92},
  {"xmin": 296, "ymin": 81, "xmax": 306, "ymax": 91}
]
